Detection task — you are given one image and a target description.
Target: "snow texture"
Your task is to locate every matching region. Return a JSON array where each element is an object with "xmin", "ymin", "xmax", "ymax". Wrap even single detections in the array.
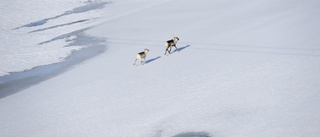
[{"xmin": 1, "ymin": 0, "xmax": 320, "ymax": 137}]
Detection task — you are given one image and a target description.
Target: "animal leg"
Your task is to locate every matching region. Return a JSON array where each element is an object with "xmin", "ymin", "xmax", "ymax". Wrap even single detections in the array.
[
  {"xmin": 174, "ymin": 45, "xmax": 179, "ymax": 52},
  {"xmin": 169, "ymin": 46, "xmax": 173, "ymax": 54},
  {"xmin": 165, "ymin": 47, "xmax": 170, "ymax": 55},
  {"xmin": 133, "ymin": 58, "xmax": 137, "ymax": 65}
]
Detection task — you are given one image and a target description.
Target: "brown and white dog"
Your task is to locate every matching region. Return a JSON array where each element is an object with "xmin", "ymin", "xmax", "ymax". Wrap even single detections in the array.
[
  {"xmin": 164, "ymin": 37, "xmax": 179, "ymax": 55},
  {"xmin": 133, "ymin": 49, "xmax": 149, "ymax": 65}
]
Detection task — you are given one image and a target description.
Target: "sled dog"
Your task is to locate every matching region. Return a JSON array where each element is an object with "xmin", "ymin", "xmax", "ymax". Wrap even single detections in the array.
[
  {"xmin": 164, "ymin": 37, "xmax": 179, "ymax": 55},
  {"xmin": 133, "ymin": 49, "xmax": 149, "ymax": 65}
]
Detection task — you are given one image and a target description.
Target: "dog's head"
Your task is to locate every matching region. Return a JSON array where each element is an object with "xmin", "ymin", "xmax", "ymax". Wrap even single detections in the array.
[{"xmin": 144, "ymin": 48, "xmax": 149, "ymax": 53}]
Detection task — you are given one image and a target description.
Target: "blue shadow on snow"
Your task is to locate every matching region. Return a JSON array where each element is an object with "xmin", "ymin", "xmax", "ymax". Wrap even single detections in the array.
[
  {"xmin": 146, "ymin": 56, "xmax": 161, "ymax": 64},
  {"xmin": 172, "ymin": 132, "xmax": 211, "ymax": 137},
  {"xmin": 177, "ymin": 45, "xmax": 191, "ymax": 52}
]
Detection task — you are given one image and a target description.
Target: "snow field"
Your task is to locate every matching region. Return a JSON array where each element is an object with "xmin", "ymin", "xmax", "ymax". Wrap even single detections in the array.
[
  {"xmin": 1, "ymin": 0, "xmax": 320, "ymax": 137},
  {"xmin": 0, "ymin": 0, "xmax": 109, "ymax": 76}
]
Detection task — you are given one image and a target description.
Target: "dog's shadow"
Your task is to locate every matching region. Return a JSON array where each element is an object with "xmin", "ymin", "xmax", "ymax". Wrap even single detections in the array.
[
  {"xmin": 177, "ymin": 45, "xmax": 191, "ymax": 52},
  {"xmin": 172, "ymin": 45, "xmax": 191, "ymax": 53},
  {"xmin": 146, "ymin": 56, "xmax": 161, "ymax": 64}
]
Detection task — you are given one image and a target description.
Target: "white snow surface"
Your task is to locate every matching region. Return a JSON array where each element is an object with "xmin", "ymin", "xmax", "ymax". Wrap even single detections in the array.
[{"xmin": 1, "ymin": 0, "xmax": 320, "ymax": 137}]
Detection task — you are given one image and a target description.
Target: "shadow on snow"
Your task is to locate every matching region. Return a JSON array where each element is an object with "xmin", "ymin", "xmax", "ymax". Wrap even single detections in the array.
[
  {"xmin": 177, "ymin": 45, "xmax": 191, "ymax": 52},
  {"xmin": 172, "ymin": 132, "xmax": 211, "ymax": 137},
  {"xmin": 147, "ymin": 56, "xmax": 161, "ymax": 64},
  {"xmin": 166, "ymin": 45, "xmax": 191, "ymax": 55},
  {"xmin": 145, "ymin": 45, "xmax": 190, "ymax": 64}
]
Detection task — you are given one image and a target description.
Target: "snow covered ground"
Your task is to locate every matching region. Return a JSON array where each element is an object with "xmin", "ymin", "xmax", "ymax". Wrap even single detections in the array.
[
  {"xmin": 0, "ymin": 0, "xmax": 109, "ymax": 76},
  {"xmin": 1, "ymin": 0, "xmax": 320, "ymax": 137}
]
